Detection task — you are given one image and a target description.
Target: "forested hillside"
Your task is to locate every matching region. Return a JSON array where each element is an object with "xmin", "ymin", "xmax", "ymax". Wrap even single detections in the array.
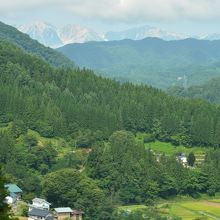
[
  {"xmin": 58, "ymin": 38, "xmax": 220, "ymax": 88},
  {"xmin": 0, "ymin": 21, "xmax": 74, "ymax": 68},
  {"xmin": 1, "ymin": 40, "xmax": 220, "ymax": 149},
  {"xmin": 2, "ymin": 39, "xmax": 220, "ymax": 219},
  {"xmin": 168, "ymin": 77, "xmax": 220, "ymax": 104}
]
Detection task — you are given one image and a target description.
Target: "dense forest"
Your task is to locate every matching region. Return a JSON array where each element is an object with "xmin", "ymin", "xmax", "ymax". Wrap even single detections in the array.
[
  {"xmin": 58, "ymin": 38, "xmax": 220, "ymax": 88},
  {"xmin": 168, "ymin": 76, "xmax": 220, "ymax": 104},
  {"xmin": 2, "ymin": 40, "xmax": 220, "ymax": 146},
  {"xmin": 1, "ymin": 37, "xmax": 220, "ymax": 219}
]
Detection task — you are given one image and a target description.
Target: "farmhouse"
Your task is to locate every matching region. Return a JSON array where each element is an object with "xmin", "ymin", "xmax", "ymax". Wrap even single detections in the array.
[
  {"xmin": 29, "ymin": 198, "xmax": 51, "ymax": 211},
  {"xmin": 28, "ymin": 208, "xmax": 54, "ymax": 220},
  {"xmin": 4, "ymin": 183, "xmax": 22, "ymax": 204},
  {"xmin": 54, "ymin": 207, "xmax": 73, "ymax": 220},
  {"xmin": 54, "ymin": 207, "xmax": 84, "ymax": 220}
]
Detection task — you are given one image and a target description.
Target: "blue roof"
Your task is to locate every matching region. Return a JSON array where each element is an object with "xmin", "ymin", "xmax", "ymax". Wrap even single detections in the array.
[{"xmin": 5, "ymin": 184, "xmax": 22, "ymax": 193}]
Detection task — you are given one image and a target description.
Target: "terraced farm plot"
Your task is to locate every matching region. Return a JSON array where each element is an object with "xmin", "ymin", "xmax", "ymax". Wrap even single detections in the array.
[
  {"xmin": 169, "ymin": 200, "xmax": 220, "ymax": 219},
  {"xmin": 118, "ymin": 199, "xmax": 220, "ymax": 219}
]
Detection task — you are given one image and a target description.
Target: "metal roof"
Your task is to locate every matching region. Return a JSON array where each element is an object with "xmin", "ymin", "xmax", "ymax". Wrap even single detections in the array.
[
  {"xmin": 5, "ymin": 184, "xmax": 22, "ymax": 193},
  {"xmin": 45, "ymin": 216, "xmax": 54, "ymax": 220},
  {"xmin": 32, "ymin": 197, "xmax": 51, "ymax": 205},
  {"xmin": 54, "ymin": 207, "xmax": 73, "ymax": 213},
  {"xmin": 28, "ymin": 208, "xmax": 50, "ymax": 217}
]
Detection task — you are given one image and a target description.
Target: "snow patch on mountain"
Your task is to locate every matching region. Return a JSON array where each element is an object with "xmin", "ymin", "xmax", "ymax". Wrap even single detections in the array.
[
  {"xmin": 18, "ymin": 21, "xmax": 63, "ymax": 48},
  {"xmin": 105, "ymin": 25, "xmax": 189, "ymax": 41},
  {"xmin": 19, "ymin": 22, "xmax": 220, "ymax": 49},
  {"xmin": 57, "ymin": 24, "xmax": 105, "ymax": 45}
]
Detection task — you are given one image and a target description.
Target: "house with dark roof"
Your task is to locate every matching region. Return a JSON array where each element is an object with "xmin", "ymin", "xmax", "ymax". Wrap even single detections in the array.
[
  {"xmin": 4, "ymin": 183, "xmax": 22, "ymax": 204},
  {"xmin": 28, "ymin": 208, "xmax": 54, "ymax": 220}
]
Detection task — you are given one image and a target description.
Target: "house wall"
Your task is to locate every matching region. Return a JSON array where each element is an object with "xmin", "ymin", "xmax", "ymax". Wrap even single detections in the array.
[
  {"xmin": 57, "ymin": 213, "xmax": 71, "ymax": 220},
  {"xmin": 72, "ymin": 214, "xmax": 83, "ymax": 220},
  {"xmin": 5, "ymin": 196, "xmax": 14, "ymax": 204},
  {"xmin": 32, "ymin": 201, "xmax": 50, "ymax": 210},
  {"xmin": 28, "ymin": 216, "xmax": 46, "ymax": 220}
]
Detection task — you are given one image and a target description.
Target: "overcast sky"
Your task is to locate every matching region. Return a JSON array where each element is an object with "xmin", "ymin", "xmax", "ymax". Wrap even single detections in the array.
[{"xmin": 1, "ymin": 0, "xmax": 220, "ymax": 34}]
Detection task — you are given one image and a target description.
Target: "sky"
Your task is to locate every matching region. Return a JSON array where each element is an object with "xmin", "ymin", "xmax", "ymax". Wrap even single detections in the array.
[{"xmin": 1, "ymin": 0, "xmax": 220, "ymax": 35}]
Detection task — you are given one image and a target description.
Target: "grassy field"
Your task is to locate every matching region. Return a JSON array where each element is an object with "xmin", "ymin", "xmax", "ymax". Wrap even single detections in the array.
[
  {"xmin": 119, "ymin": 196, "xmax": 220, "ymax": 219},
  {"xmin": 144, "ymin": 141, "xmax": 206, "ymax": 156},
  {"xmin": 135, "ymin": 132, "xmax": 207, "ymax": 156}
]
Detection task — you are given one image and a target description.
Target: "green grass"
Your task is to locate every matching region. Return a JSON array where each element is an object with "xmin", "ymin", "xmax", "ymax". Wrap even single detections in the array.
[
  {"xmin": 15, "ymin": 129, "xmax": 74, "ymax": 158},
  {"xmin": 169, "ymin": 204, "xmax": 205, "ymax": 220},
  {"xmin": 176, "ymin": 201, "xmax": 220, "ymax": 219},
  {"xmin": 145, "ymin": 141, "xmax": 207, "ymax": 156},
  {"xmin": 118, "ymin": 205, "xmax": 147, "ymax": 212}
]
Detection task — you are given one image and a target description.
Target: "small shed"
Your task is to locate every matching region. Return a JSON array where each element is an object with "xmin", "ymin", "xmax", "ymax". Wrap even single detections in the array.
[
  {"xmin": 72, "ymin": 210, "xmax": 84, "ymax": 220},
  {"xmin": 54, "ymin": 207, "xmax": 73, "ymax": 220}
]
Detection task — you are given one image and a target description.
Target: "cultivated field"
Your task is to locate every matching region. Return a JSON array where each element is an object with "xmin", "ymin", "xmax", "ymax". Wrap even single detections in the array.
[{"xmin": 119, "ymin": 197, "xmax": 220, "ymax": 219}]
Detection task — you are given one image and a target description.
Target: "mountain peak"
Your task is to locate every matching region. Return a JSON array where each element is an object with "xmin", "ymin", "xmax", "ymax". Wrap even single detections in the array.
[{"xmin": 18, "ymin": 21, "xmax": 62, "ymax": 48}]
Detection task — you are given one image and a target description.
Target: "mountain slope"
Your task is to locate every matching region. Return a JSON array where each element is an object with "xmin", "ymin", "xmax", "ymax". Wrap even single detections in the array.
[
  {"xmin": 168, "ymin": 76, "xmax": 220, "ymax": 103},
  {"xmin": 58, "ymin": 37, "xmax": 220, "ymax": 88},
  {"xmin": 0, "ymin": 21, "xmax": 74, "ymax": 68},
  {"xmin": 58, "ymin": 24, "xmax": 105, "ymax": 45},
  {"xmin": 17, "ymin": 21, "xmax": 63, "ymax": 48},
  {"xmin": 1, "ymin": 39, "xmax": 220, "ymax": 147},
  {"xmin": 17, "ymin": 21, "xmax": 105, "ymax": 47}
]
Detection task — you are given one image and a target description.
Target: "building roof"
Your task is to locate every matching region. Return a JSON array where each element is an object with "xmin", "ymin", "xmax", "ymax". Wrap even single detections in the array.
[
  {"xmin": 54, "ymin": 207, "xmax": 73, "ymax": 213},
  {"xmin": 72, "ymin": 210, "xmax": 84, "ymax": 214},
  {"xmin": 45, "ymin": 216, "xmax": 54, "ymax": 220},
  {"xmin": 32, "ymin": 197, "xmax": 51, "ymax": 205},
  {"xmin": 28, "ymin": 208, "xmax": 50, "ymax": 217},
  {"xmin": 5, "ymin": 184, "xmax": 22, "ymax": 193},
  {"xmin": 9, "ymin": 192, "xmax": 17, "ymax": 199}
]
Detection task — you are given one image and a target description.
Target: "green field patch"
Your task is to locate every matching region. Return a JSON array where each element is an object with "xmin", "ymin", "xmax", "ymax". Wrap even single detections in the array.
[
  {"xmin": 26, "ymin": 130, "xmax": 72, "ymax": 157},
  {"xmin": 144, "ymin": 141, "xmax": 206, "ymax": 156},
  {"xmin": 179, "ymin": 201, "xmax": 220, "ymax": 217},
  {"xmin": 169, "ymin": 203, "xmax": 205, "ymax": 220},
  {"xmin": 118, "ymin": 204, "xmax": 147, "ymax": 212}
]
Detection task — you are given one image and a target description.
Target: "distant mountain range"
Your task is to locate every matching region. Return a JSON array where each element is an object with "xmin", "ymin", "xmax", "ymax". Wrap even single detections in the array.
[
  {"xmin": 16, "ymin": 21, "xmax": 106, "ymax": 48},
  {"xmin": 15, "ymin": 21, "xmax": 196, "ymax": 48},
  {"xmin": 58, "ymin": 38, "xmax": 220, "ymax": 88},
  {"xmin": 0, "ymin": 21, "xmax": 74, "ymax": 68},
  {"xmin": 105, "ymin": 25, "xmax": 189, "ymax": 41}
]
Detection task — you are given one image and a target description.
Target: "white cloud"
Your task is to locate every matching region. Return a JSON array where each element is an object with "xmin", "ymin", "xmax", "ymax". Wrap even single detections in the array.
[{"xmin": 1, "ymin": 0, "xmax": 220, "ymax": 23}]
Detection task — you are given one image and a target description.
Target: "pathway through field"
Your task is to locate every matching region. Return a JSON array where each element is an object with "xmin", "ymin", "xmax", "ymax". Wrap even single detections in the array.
[{"xmin": 199, "ymin": 211, "xmax": 220, "ymax": 220}]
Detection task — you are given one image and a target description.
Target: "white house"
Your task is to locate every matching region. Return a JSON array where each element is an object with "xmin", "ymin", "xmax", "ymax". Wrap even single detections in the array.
[{"xmin": 29, "ymin": 198, "xmax": 51, "ymax": 211}]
